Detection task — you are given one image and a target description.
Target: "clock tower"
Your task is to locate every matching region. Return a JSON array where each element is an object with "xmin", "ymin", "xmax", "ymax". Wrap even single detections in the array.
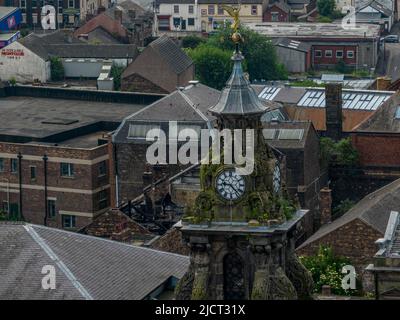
[{"xmin": 175, "ymin": 25, "xmax": 313, "ymax": 300}]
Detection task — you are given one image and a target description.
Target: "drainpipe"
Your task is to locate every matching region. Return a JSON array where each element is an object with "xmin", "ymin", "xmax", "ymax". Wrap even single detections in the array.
[
  {"xmin": 17, "ymin": 152, "xmax": 24, "ymax": 220},
  {"xmin": 43, "ymin": 154, "xmax": 48, "ymax": 226}
]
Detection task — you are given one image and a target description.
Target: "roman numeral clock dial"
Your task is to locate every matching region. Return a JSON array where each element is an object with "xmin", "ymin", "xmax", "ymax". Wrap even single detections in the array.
[{"xmin": 215, "ymin": 169, "xmax": 246, "ymax": 201}]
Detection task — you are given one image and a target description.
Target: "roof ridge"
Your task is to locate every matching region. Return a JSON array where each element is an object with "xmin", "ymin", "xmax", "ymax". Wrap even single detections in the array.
[{"xmin": 30, "ymin": 223, "xmax": 189, "ymax": 259}]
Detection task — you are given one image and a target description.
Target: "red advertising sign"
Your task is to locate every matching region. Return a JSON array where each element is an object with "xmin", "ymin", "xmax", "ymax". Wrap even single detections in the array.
[{"xmin": 1, "ymin": 49, "xmax": 25, "ymax": 57}]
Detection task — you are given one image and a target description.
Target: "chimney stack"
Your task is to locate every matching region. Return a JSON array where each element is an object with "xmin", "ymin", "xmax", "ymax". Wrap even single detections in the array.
[
  {"xmin": 325, "ymin": 83, "xmax": 343, "ymax": 141},
  {"xmin": 320, "ymin": 187, "xmax": 332, "ymax": 225},
  {"xmin": 114, "ymin": 8, "xmax": 123, "ymax": 23}
]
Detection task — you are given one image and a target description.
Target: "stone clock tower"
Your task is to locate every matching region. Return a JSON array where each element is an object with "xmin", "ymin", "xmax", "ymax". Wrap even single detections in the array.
[{"xmin": 175, "ymin": 27, "xmax": 313, "ymax": 300}]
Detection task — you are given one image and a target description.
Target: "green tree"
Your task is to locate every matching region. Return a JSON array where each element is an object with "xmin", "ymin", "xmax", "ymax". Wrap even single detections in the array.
[
  {"xmin": 317, "ymin": 0, "xmax": 336, "ymax": 17},
  {"xmin": 320, "ymin": 137, "xmax": 359, "ymax": 167},
  {"xmin": 207, "ymin": 25, "xmax": 287, "ymax": 81},
  {"xmin": 188, "ymin": 44, "xmax": 233, "ymax": 90},
  {"xmin": 300, "ymin": 245, "xmax": 359, "ymax": 296},
  {"xmin": 182, "ymin": 35, "xmax": 206, "ymax": 49},
  {"xmin": 110, "ymin": 65, "xmax": 125, "ymax": 91},
  {"xmin": 50, "ymin": 56, "xmax": 64, "ymax": 81}
]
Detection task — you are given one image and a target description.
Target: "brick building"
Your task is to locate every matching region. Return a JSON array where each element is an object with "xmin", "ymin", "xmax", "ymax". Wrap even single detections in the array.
[
  {"xmin": 75, "ymin": 1, "xmax": 153, "ymax": 46},
  {"xmin": 0, "ymin": 84, "xmax": 161, "ymax": 230},
  {"xmin": 111, "ymin": 82, "xmax": 219, "ymax": 205},
  {"xmin": 246, "ymin": 22, "xmax": 381, "ymax": 70},
  {"xmin": 352, "ymin": 91, "xmax": 400, "ymax": 170},
  {"xmin": 254, "ymin": 84, "xmax": 395, "ymax": 134},
  {"xmin": 121, "ymin": 35, "xmax": 194, "ymax": 94},
  {"xmin": 297, "ymin": 178, "xmax": 400, "ymax": 291},
  {"xmin": 263, "ymin": 1, "xmax": 290, "ymax": 22},
  {"xmin": 262, "ymin": 121, "xmax": 325, "ymax": 238}
]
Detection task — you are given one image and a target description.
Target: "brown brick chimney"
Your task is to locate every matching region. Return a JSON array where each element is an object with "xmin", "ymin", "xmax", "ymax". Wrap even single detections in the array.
[
  {"xmin": 325, "ymin": 83, "xmax": 343, "ymax": 141},
  {"xmin": 320, "ymin": 187, "xmax": 332, "ymax": 225},
  {"xmin": 114, "ymin": 8, "xmax": 123, "ymax": 23}
]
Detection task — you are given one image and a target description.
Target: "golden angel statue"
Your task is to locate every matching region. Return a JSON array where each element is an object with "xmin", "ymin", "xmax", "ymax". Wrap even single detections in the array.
[{"xmin": 222, "ymin": 4, "xmax": 241, "ymax": 33}]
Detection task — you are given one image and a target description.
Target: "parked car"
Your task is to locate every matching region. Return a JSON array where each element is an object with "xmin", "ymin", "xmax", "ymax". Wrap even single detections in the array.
[{"xmin": 384, "ymin": 35, "xmax": 399, "ymax": 43}]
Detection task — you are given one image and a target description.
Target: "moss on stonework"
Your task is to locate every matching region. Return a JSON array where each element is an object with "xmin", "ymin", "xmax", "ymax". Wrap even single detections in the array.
[
  {"xmin": 251, "ymin": 270, "xmax": 269, "ymax": 300},
  {"xmin": 191, "ymin": 270, "xmax": 209, "ymax": 300}
]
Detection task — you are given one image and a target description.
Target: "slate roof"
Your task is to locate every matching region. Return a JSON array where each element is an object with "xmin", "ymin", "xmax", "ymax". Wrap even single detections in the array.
[
  {"xmin": 18, "ymin": 32, "xmax": 138, "ymax": 60},
  {"xmin": 354, "ymin": 91, "xmax": 400, "ymax": 133},
  {"xmin": 0, "ymin": 222, "xmax": 189, "ymax": 300},
  {"xmin": 209, "ymin": 51, "xmax": 268, "ymax": 116},
  {"xmin": 113, "ymin": 83, "xmax": 219, "ymax": 143},
  {"xmin": 273, "ymin": 37, "xmax": 311, "ymax": 53},
  {"xmin": 262, "ymin": 121, "xmax": 313, "ymax": 149},
  {"xmin": 357, "ymin": 0, "xmax": 393, "ymax": 17},
  {"xmin": 298, "ymin": 178, "xmax": 400, "ymax": 250},
  {"xmin": 268, "ymin": 1, "xmax": 291, "ymax": 13}
]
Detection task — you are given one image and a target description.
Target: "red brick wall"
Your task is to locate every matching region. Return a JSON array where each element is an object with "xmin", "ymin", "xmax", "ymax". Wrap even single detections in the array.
[
  {"xmin": 297, "ymin": 218, "xmax": 382, "ymax": 274},
  {"xmin": 0, "ymin": 142, "xmax": 110, "ymax": 230},
  {"xmin": 351, "ymin": 133, "xmax": 400, "ymax": 167},
  {"xmin": 263, "ymin": 6, "xmax": 289, "ymax": 22},
  {"xmin": 313, "ymin": 45, "xmax": 357, "ymax": 66}
]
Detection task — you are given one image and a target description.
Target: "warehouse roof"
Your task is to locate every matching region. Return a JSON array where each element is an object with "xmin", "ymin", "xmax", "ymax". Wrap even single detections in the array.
[
  {"xmin": 0, "ymin": 86, "xmax": 158, "ymax": 143},
  {"xmin": 245, "ymin": 22, "xmax": 381, "ymax": 38},
  {"xmin": 18, "ymin": 32, "xmax": 138, "ymax": 60},
  {"xmin": 273, "ymin": 38, "xmax": 311, "ymax": 52},
  {"xmin": 355, "ymin": 91, "xmax": 400, "ymax": 133},
  {"xmin": 0, "ymin": 222, "xmax": 189, "ymax": 300},
  {"xmin": 258, "ymin": 86, "xmax": 394, "ymax": 111}
]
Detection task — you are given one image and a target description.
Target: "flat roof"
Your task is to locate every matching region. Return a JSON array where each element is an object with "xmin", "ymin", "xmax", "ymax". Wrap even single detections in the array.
[
  {"xmin": 0, "ymin": 96, "xmax": 145, "ymax": 143},
  {"xmin": 0, "ymin": 32, "xmax": 19, "ymax": 41},
  {"xmin": 244, "ymin": 22, "xmax": 381, "ymax": 39}
]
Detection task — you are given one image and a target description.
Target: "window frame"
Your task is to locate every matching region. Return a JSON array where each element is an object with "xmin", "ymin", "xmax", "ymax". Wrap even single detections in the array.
[
  {"xmin": 251, "ymin": 5, "xmax": 257, "ymax": 15},
  {"xmin": 98, "ymin": 160, "xmax": 107, "ymax": 177},
  {"xmin": 336, "ymin": 50, "xmax": 344, "ymax": 58},
  {"xmin": 208, "ymin": 4, "xmax": 215, "ymax": 15},
  {"xmin": 315, "ymin": 50, "xmax": 322, "ymax": 58},
  {"xmin": 30, "ymin": 166, "xmax": 37, "ymax": 180},
  {"xmin": 0, "ymin": 158, "xmax": 4, "ymax": 172},
  {"xmin": 10, "ymin": 159, "xmax": 17, "ymax": 174},
  {"xmin": 347, "ymin": 50, "xmax": 355, "ymax": 58},
  {"xmin": 325, "ymin": 50, "xmax": 333, "ymax": 58},
  {"xmin": 188, "ymin": 17, "xmax": 195, "ymax": 26},
  {"xmin": 62, "ymin": 214, "xmax": 76, "ymax": 228},
  {"xmin": 98, "ymin": 190, "xmax": 108, "ymax": 210},
  {"xmin": 173, "ymin": 5, "xmax": 179, "ymax": 14},
  {"xmin": 188, "ymin": 5, "xmax": 194, "ymax": 14},
  {"xmin": 68, "ymin": 0, "xmax": 74, "ymax": 8},
  {"xmin": 47, "ymin": 199, "xmax": 56, "ymax": 218},
  {"xmin": 60, "ymin": 162, "xmax": 74, "ymax": 177}
]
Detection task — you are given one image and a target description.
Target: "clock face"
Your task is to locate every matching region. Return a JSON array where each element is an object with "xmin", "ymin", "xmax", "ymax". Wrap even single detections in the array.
[
  {"xmin": 273, "ymin": 162, "xmax": 281, "ymax": 194},
  {"xmin": 215, "ymin": 169, "xmax": 246, "ymax": 201}
]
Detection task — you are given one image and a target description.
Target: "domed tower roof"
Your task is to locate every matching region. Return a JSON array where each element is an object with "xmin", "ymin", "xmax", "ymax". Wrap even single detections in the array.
[{"xmin": 209, "ymin": 50, "xmax": 268, "ymax": 117}]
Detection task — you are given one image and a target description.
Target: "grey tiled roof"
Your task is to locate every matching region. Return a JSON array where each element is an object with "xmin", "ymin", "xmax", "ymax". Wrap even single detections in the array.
[
  {"xmin": 355, "ymin": 92, "xmax": 400, "ymax": 133},
  {"xmin": 19, "ymin": 32, "xmax": 138, "ymax": 60},
  {"xmin": 148, "ymin": 35, "xmax": 193, "ymax": 75},
  {"xmin": 298, "ymin": 178, "xmax": 400, "ymax": 250},
  {"xmin": 127, "ymin": 83, "xmax": 218, "ymax": 121},
  {"xmin": 0, "ymin": 223, "xmax": 189, "ymax": 300}
]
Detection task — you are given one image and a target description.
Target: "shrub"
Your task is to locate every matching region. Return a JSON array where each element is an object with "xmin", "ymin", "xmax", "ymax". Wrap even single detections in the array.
[
  {"xmin": 332, "ymin": 198, "xmax": 355, "ymax": 218},
  {"xmin": 50, "ymin": 56, "xmax": 64, "ymax": 81},
  {"xmin": 320, "ymin": 137, "xmax": 359, "ymax": 167},
  {"xmin": 300, "ymin": 245, "xmax": 359, "ymax": 295},
  {"xmin": 110, "ymin": 65, "xmax": 125, "ymax": 91},
  {"xmin": 182, "ymin": 35, "xmax": 206, "ymax": 49}
]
